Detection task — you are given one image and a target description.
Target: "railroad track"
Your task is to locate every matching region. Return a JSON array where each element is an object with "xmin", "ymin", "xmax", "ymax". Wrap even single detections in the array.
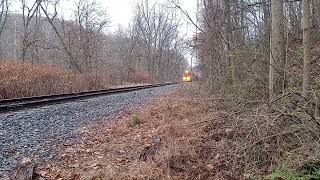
[{"xmin": 0, "ymin": 82, "xmax": 177, "ymax": 112}]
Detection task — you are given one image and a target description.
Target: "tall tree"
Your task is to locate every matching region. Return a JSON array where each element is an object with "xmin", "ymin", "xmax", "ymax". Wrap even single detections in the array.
[
  {"xmin": 0, "ymin": 0, "xmax": 8, "ymax": 38},
  {"xmin": 269, "ymin": 0, "xmax": 285, "ymax": 98},
  {"xmin": 302, "ymin": 0, "xmax": 312, "ymax": 97}
]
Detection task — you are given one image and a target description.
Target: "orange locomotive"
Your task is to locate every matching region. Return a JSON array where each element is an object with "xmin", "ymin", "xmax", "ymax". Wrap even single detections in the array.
[{"xmin": 183, "ymin": 70, "xmax": 192, "ymax": 82}]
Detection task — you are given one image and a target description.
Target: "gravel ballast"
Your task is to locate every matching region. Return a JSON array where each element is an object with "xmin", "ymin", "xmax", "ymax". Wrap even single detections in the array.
[{"xmin": 0, "ymin": 84, "xmax": 179, "ymax": 174}]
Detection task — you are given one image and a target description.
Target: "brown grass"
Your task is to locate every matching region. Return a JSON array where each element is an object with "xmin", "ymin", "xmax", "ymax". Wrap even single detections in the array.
[
  {"xmin": 0, "ymin": 61, "xmax": 155, "ymax": 99},
  {"xmin": 131, "ymin": 70, "xmax": 153, "ymax": 83},
  {"xmin": 0, "ymin": 61, "xmax": 109, "ymax": 99}
]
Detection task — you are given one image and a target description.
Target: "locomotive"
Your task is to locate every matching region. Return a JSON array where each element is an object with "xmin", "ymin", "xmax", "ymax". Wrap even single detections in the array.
[{"xmin": 183, "ymin": 70, "xmax": 192, "ymax": 82}]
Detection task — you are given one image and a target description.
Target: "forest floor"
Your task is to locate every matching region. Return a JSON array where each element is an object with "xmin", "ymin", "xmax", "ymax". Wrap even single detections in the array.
[{"xmin": 29, "ymin": 82, "xmax": 320, "ymax": 180}]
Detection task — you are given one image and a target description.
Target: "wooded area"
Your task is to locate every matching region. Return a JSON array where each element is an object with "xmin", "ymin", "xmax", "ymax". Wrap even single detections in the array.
[
  {"xmin": 189, "ymin": 0, "xmax": 317, "ymax": 101},
  {"xmin": 177, "ymin": 0, "xmax": 320, "ymax": 178},
  {"xmin": 0, "ymin": 0, "xmax": 188, "ymax": 99}
]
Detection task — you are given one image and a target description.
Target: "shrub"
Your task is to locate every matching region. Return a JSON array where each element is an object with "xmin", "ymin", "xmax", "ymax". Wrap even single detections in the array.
[
  {"xmin": 266, "ymin": 166, "xmax": 305, "ymax": 180},
  {"xmin": 127, "ymin": 113, "xmax": 142, "ymax": 127},
  {"xmin": 131, "ymin": 70, "xmax": 153, "ymax": 83},
  {"xmin": 265, "ymin": 164, "xmax": 320, "ymax": 180}
]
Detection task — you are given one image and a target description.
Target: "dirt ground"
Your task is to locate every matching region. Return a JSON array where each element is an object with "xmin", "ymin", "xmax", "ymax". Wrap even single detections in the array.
[{"xmin": 34, "ymin": 83, "xmax": 243, "ymax": 180}]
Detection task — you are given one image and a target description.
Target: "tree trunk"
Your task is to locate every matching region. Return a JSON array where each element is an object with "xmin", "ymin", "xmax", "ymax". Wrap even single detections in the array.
[
  {"xmin": 289, "ymin": 1, "xmax": 302, "ymax": 38},
  {"xmin": 312, "ymin": 0, "xmax": 320, "ymax": 28},
  {"xmin": 302, "ymin": 0, "xmax": 312, "ymax": 97},
  {"xmin": 224, "ymin": 0, "xmax": 235, "ymax": 86},
  {"xmin": 269, "ymin": 0, "xmax": 285, "ymax": 98}
]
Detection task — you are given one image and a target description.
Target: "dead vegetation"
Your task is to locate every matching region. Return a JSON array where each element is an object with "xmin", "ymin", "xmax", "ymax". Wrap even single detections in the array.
[
  {"xmin": 33, "ymin": 84, "xmax": 320, "ymax": 179},
  {"xmin": 0, "ymin": 61, "xmax": 109, "ymax": 99},
  {"xmin": 204, "ymin": 92, "xmax": 320, "ymax": 178},
  {"xmin": 234, "ymin": 92, "xmax": 320, "ymax": 175},
  {"xmin": 0, "ymin": 61, "xmax": 155, "ymax": 100}
]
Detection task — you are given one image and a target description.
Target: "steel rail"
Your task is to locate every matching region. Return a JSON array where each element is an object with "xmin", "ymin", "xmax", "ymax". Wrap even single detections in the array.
[{"xmin": 0, "ymin": 82, "xmax": 177, "ymax": 113}]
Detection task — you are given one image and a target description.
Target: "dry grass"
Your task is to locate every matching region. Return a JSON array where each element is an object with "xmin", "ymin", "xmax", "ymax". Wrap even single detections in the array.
[
  {"xmin": 131, "ymin": 70, "xmax": 153, "ymax": 84},
  {"xmin": 0, "ymin": 61, "xmax": 155, "ymax": 99},
  {"xmin": 0, "ymin": 61, "xmax": 109, "ymax": 99}
]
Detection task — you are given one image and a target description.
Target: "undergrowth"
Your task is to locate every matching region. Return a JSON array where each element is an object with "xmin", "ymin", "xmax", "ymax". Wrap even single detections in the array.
[
  {"xmin": 266, "ymin": 164, "xmax": 320, "ymax": 180},
  {"xmin": 202, "ymin": 79, "xmax": 320, "ymax": 179},
  {"xmin": 266, "ymin": 166, "xmax": 306, "ymax": 180}
]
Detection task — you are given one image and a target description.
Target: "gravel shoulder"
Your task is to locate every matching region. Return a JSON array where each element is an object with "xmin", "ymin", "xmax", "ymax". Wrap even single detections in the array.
[{"xmin": 0, "ymin": 84, "xmax": 179, "ymax": 176}]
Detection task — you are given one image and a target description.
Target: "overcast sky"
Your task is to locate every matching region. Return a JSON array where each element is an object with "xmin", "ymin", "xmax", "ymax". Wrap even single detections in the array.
[
  {"xmin": 11, "ymin": 0, "xmax": 197, "ymax": 36},
  {"xmin": 105, "ymin": 0, "xmax": 197, "ymax": 34},
  {"xmin": 11, "ymin": 0, "xmax": 198, "ymax": 64}
]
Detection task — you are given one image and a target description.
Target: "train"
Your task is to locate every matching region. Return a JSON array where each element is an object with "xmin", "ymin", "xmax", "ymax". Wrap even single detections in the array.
[{"xmin": 183, "ymin": 70, "xmax": 192, "ymax": 82}]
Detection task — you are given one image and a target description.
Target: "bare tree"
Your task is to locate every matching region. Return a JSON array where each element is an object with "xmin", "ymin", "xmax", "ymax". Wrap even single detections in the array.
[
  {"xmin": 132, "ymin": 0, "xmax": 185, "ymax": 81},
  {"xmin": 74, "ymin": 0, "xmax": 109, "ymax": 72},
  {"xmin": 20, "ymin": 0, "xmax": 40, "ymax": 62},
  {"xmin": 0, "ymin": 0, "xmax": 8, "ymax": 38}
]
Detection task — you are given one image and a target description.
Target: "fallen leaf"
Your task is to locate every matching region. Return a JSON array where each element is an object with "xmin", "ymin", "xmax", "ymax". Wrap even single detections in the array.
[
  {"xmin": 90, "ymin": 163, "xmax": 101, "ymax": 170},
  {"xmin": 21, "ymin": 157, "xmax": 32, "ymax": 164},
  {"xmin": 85, "ymin": 149, "xmax": 91, "ymax": 153},
  {"xmin": 205, "ymin": 164, "xmax": 215, "ymax": 171},
  {"xmin": 97, "ymin": 156, "xmax": 104, "ymax": 159},
  {"xmin": 38, "ymin": 170, "xmax": 49, "ymax": 177},
  {"xmin": 69, "ymin": 164, "xmax": 80, "ymax": 168}
]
